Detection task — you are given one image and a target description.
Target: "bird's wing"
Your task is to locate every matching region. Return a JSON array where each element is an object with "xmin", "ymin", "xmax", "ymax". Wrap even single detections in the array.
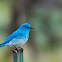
[{"xmin": 2, "ymin": 30, "xmax": 22, "ymax": 45}]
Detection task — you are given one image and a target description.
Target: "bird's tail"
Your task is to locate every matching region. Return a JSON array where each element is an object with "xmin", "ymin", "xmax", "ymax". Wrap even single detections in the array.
[{"xmin": 0, "ymin": 44, "xmax": 5, "ymax": 47}]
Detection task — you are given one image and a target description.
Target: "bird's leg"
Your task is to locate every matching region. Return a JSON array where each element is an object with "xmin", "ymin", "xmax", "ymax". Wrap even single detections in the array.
[
  {"xmin": 15, "ymin": 46, "xmax": 21, "ymax": 52},
  {"xmin": 18, "ymin": 46, "xmax": 21, "ymax": 49},
  {"xmin": 17, "ymin": 47, "xmax": 23, "ymax": 52},
  {"xmin": 12, "ymin": 45, "xmax": 19, "ymax": 52},
  {"xmin": 13, "ymin": 46, "xmax": 22, "ymax": 52}
]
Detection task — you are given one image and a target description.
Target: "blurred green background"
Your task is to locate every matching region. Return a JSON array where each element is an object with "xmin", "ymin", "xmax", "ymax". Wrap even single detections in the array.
[{"xmin": 0, "ymin": 0, "xmax": 62, "ymax": 62}]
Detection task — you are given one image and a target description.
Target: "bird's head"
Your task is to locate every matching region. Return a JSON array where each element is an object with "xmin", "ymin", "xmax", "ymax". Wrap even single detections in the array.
[{"xmin": 19, "ymin": 23, "xmax": 33, "ymax": 32}]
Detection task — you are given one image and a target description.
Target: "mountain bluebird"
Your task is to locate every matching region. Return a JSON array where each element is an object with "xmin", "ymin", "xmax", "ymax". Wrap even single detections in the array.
[{"xmin": 0, "ymin": 23, "xmax": 33, "ymax": 48}]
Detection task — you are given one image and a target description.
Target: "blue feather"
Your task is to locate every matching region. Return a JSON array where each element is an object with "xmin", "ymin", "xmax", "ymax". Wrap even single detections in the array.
[{"xmin": 0, "ymin": 23, "xmax": 32, "ymax": 48}]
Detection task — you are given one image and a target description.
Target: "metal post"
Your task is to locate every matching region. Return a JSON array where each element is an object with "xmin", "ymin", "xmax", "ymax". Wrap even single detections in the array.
[
  {"xmin": 12, "ymin": 50, "xmax": 17, "ymax": 62},
  {"xmin": 17, "ymin": 48, "xmax": 24, "ymax": 62},
  {"xmin": 12, "ymin": 48, "xmax": 24, "ymax": 62},
  {"xmin": 19, "ymin": 48, "xmax": 24, "ymax": 62}
]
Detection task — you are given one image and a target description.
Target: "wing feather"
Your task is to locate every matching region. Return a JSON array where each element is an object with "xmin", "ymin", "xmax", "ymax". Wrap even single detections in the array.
[{"xmin": 1, "ymin": 30, "xmax": 22, "ymax": 45}]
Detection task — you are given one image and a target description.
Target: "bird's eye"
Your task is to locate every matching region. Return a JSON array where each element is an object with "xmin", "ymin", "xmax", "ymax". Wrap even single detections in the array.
[{"xmin": 27, "ymin": 27, "xmax": 29, "ymax": 28}]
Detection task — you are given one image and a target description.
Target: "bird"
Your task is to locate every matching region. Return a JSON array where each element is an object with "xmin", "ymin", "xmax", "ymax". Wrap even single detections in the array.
[{"xmin": 0, "ymin": 23, "xmax": 33, "ymax": 49}]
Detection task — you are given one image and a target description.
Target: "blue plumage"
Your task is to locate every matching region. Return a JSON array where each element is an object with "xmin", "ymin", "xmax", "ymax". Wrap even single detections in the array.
[{"xmin": 0, "ymin": 23, "xmax": 32, "ymax": 48}]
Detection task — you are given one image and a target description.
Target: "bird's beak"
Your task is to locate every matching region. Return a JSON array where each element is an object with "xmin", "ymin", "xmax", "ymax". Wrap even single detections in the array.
[{"xmin": 31, "ymin": 27, "xmax": 34, "ymax": 29}]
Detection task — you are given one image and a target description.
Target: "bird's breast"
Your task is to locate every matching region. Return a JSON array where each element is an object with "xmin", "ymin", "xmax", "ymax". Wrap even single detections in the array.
[
  {"xmin": 17, "ymin": 37, "xmax": 28, "ymax": 45},
  {"xmin": 7, "ymin": 37, "xmax": 28, "ymax": 46},
  {"xmin": 6, "ymin": 34, "xmax": 29, "ymax": 46}
]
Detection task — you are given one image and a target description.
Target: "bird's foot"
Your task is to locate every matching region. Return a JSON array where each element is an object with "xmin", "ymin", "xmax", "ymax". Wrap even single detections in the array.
[
  {"xmin": 12, "ymin": 46, "xmax": 18, "ymax": 53},
  {"xmin": 12, "ymin": 49, "xmax": 17, "ymax": 53}
]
